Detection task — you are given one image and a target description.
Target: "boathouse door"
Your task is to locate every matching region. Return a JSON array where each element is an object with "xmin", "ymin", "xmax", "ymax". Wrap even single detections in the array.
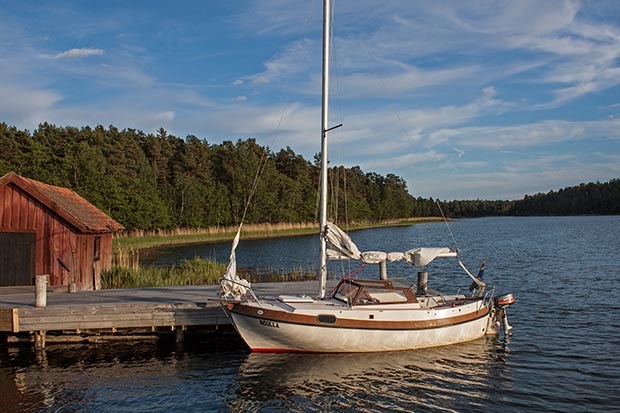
[{"xmin": 0, "ymin": 232, "xmax": 36, "ymax": 286}]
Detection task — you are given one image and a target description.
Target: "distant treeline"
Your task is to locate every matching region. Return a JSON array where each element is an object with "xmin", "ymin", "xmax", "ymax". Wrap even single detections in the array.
[
  {"xmin": 438, "ymin": 178, "xmax": 620, "ymax": 217},
  {"xmin": 1, "ymin": 122, "xmax": 618, "ymax": 229}
]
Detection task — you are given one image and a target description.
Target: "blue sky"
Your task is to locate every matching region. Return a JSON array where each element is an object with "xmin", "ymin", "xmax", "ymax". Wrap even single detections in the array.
[{"xmin": 1, "ymin": 0, "xmax": 619, "ymax": 200}]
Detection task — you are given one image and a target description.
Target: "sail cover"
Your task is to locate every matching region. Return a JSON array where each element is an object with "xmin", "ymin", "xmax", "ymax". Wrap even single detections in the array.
[
  {"xmin": 324, "ymin": 222, "xmax": 456, "ymax": 267},
  {"xmin": 219, "ymin": 226, "xmax": 251, "ymax": 300}
]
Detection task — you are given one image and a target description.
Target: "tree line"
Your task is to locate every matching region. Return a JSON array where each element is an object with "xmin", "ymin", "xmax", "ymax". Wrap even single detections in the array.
[
  {"xmin": 0, "ymin": 122, "xmax": 423, "ymax": 229},
  {"xmin": 1, "ymin": 122, "xmax": 618, "ymax": 230}
]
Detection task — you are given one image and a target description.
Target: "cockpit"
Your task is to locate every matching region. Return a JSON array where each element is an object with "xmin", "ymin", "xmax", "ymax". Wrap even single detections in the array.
[{"xmin": 332, "ymin": 279, "xmax": 417, "ymax": 305}]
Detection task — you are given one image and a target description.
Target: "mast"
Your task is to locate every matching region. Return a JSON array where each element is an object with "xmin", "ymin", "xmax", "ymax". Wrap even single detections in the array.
[{"xmin": 319, "ymin": 0, "xmax": 331, "ymax": 299}]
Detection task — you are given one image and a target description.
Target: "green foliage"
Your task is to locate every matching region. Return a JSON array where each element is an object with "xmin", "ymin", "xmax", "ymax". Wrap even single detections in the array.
[
  {"xmin": 0, "ymin": 122, "xmax": 418, "ymax": 228},
  {"xmin": 101, "ymin": 257, "xmax": 225, "ymax": 289},
  {"xmin": 511, "ymin": 179, "xmax": 620, "ymax": 216},
  {"xmin": 436, "ymin": 179, "xmax": 620, "ymax": 217},
  {"xmin": 1, "ymin": 122, "xmax": 617, "ymax": 225}
]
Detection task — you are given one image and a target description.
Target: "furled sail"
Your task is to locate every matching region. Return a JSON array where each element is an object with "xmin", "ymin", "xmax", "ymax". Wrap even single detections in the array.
[
  {"xmin": 324, "ymin": 222, "xmax": 457, "ymax": 267},
  {"xmin": 219, "ymin": 226, "xmax": 251, "ymax": 300}
]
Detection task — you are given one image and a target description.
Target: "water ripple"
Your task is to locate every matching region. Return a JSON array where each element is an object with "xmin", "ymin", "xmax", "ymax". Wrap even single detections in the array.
[{"xmin": 1, "ymin": 217, "xmax": 619, "ymax": 412}]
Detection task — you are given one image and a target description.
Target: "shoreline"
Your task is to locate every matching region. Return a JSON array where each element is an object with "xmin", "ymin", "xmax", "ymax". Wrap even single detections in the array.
[{"xmin": 113, "ymin": 217, "xmax": 446, "ymax": 252}]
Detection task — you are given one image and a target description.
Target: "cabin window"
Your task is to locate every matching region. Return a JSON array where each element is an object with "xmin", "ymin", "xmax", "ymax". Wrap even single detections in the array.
[
  {"xmin": 333, "ymin": 282, "xmax": 359, "ymax": 304},
  {"xmin": 317, "ymin": 314, "xmax": 337, "ymax": 324},
  {"xmin": 93, "ymin": 236, "xmax": 101, "ymax": 261}
]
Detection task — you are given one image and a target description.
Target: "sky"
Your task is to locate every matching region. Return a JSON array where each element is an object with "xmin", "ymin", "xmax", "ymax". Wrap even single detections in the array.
[{"xmin": 1, "ymin": 0, "xmax": 619, "ymax": 200}]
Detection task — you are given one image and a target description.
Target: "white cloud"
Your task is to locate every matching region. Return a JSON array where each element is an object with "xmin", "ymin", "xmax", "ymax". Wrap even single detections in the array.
[
  {"xmin": 432, "ymin": 118, "xmax": 620, "ymax": 150},
  {"xmin": 249, "ymin": 38, "xmax": 317, "ymax": 86},
  {"xmin": 0, "ymin": 84, "xmax": 61, "ymax": 128},
  {"xmin": 2, "ymin": 0, "xmax": 619, "ymax": 201},
  {"xmin": 54, "ymin": 48, "xmax": 104, "ymax": 59},
  {"xmin": 368, "ymin": 150, "xmax": 448, "ymax": 169},
  {"xmin": 406, "ymin": 155, "xmax": 620, "ymax": 200},
  {"xmin": 155, "ymin": 111, "xmax": 175, "ymax": 122},
  {"xmin": 327, "ymin": 65, "xmax": 481, "ymax": 99}
]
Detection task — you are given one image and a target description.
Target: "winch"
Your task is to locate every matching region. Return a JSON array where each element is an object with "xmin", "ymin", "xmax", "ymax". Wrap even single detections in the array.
[{"xmin": 493, "ymin": 293, "xmax": 515, "ymax": 333}]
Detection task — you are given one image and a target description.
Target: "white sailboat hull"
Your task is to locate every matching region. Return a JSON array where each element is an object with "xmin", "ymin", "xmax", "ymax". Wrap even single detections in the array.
[
  {"xmin": 219, "ymin": 0, "xmax": 515, "ymax": 354},
  {"xmin": 229, "ymin": 299, "xmax": 493, "ymax": 353}
]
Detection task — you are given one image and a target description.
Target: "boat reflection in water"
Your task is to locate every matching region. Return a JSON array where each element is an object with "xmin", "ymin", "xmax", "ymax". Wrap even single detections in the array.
[{"xmin": 230, "ymin": 336, "xmax": 514, "ymax": 412}]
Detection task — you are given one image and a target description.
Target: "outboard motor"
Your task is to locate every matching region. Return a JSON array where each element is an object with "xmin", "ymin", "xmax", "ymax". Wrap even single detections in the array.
[{"xmin": 494, "ymin": 293, "xmax": 515, "ymax": 333}]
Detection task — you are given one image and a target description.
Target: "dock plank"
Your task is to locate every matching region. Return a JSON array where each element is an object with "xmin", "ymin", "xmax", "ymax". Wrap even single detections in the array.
[{"xmin": 0, "ymin": 281, "xmax": 331, "ymax": 336}]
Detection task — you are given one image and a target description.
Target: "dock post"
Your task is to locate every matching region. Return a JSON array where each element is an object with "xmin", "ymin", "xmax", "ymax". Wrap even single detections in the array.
[
  {"xmin": 34, "ymin": 331, "xmax": 46, "ymax": 350},
  {"xmin": 380, "ymin": 261, "xmax": 387, "ymax": 280},
  {"xmin": 175, "ymin": 327, "xmax": 184, "ymax": 343},
  {"xmin": 35, "ymin": 275, "xmax": 47, "ymax": 308}
]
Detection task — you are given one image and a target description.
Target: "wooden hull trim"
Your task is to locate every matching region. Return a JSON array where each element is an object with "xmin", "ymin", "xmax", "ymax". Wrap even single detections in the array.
[
  {"xmin": 229, "ymin": 302, "xmax": 491, "ymax": 332},
  {"xmin": 229, "ymin": 307, "xmax": 493, "ymax": 353}
]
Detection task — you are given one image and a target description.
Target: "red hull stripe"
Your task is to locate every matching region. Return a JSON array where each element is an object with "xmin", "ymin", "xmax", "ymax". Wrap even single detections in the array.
[{"xmin": 251, "ymin": 348, "xmax": 324, "ymax": 354}]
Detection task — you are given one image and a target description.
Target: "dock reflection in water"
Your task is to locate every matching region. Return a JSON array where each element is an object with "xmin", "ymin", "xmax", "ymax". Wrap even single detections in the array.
[
  {"xmin": 230, "ymin": 336, "xmax": 513, "ymax": 412},
  {"xmin": 1, "ymin": 335, "xmax": 513, "ymax": 412}
]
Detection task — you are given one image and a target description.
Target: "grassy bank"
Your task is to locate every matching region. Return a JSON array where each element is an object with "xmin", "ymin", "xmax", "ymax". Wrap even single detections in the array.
[
  {"xmin": 101, "ymin": 257, "xmax": 226, "ymax": 289},
  {"xmin": 113, "ymin": 218, "xmax": 445, "ymax": 250},
  {"xmin": 105, "ymin": 218, "xmax": 444, "ymax": 288},
  {"xmin": 101, "ymin": 257, "xmax": 317, "ymax": 289}
]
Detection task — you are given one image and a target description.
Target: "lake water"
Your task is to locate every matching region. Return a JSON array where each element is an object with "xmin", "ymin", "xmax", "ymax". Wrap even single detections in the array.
[{"xmin": 2, "ymin": 216, "xmax": 620, "ymax": 412}]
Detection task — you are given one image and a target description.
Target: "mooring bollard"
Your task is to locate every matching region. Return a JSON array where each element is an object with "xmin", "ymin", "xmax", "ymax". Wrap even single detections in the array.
[{"xmin": 35, "ymin": 274, "xmax": 48, "ymax": 308}]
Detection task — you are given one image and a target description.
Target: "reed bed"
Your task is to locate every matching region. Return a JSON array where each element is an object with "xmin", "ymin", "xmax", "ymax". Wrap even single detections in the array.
[
  {"xmin": 113, "ymin": 222, "xmax": 320, "ymax": 250},
  {"xmin": 101, "ymin": 257, "xmax": 226, "ymax": 289},
  {"xmin": 103, "ymin": 218, "xmax": 446, "ymax": 290},
  {"xmin": 112, "ymin": 247, "xmax": 140, "ymax": 270},
  {"xmin": 239, "ymin": 265, "xmax": 318, "ymax": 284},
  {"xmin": 101, "ymin": 258, "xmax": 316, "ymax": 289},
  {"xmin": 112, "ymin": 218, "xmax": 445, "ymax": 251},
  {"xmin": 115, "ymin": 221, "xmax": 318, "ymax": 239}
]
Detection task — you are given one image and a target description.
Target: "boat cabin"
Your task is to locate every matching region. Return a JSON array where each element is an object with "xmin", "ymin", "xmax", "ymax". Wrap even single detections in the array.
[{"xmin": 332, "ymin": 279, "xmax": 418, "ymax": 305}]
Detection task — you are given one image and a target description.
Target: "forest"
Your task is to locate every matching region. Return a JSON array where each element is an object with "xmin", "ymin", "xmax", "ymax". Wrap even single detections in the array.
[{"xmin": 1, "ymin": 122, "xmax": 618, "ymax": 230}]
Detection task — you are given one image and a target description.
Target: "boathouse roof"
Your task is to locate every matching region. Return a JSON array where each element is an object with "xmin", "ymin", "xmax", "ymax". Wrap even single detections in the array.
[{"xmin": 0, "ymin": 172, "xmax": 124, "ymax": 233}]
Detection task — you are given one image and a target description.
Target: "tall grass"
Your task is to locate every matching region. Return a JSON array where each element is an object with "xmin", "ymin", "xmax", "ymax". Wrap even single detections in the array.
[
  {"xmin": 113, "ymin": 222, "xmax": 319, "ymax": 249},
  {"xmin": 112, "ymin": 247, "xmax": 140, "ymax": 270},
  {"xmin": 101, "ymin": 257, "xmax": 317, "ymax": 289},
  {"xmin": 112, "ymin": 218, "xmax": 445, "ymax": 250},
  {"xmin": 101, "ymin": 257, "xmax": 226, "ymax": 289}
]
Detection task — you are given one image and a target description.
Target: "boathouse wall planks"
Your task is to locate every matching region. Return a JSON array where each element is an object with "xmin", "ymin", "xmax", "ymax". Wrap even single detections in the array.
[{"xmin": 0, "ymin": 172, "xmax": 123, "ymax": 290}]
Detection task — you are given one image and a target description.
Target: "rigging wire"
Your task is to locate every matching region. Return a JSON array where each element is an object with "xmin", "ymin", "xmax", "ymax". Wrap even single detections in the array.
[
  {"xmin": 435, "ymin": 199, "xmax": 460, "ymax": 253},
  {"xmin": 235, "ymin": 1, "xmax": 316, "ymax": 228},
  {"xmin": 329, "ymin": 0, "xmax": 355, "ymax": 281}
]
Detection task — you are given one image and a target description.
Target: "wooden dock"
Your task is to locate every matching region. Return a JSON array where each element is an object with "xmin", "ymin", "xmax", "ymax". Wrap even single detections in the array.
[{"xmin": 0, "ymin": 281, "xmax": 326, "ymax": 348}]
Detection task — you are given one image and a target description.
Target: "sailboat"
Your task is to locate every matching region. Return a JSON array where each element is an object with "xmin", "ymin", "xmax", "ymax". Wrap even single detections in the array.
[{"xmin": 219, "ymin": 0, "xmax": 514, "ymax": 353}]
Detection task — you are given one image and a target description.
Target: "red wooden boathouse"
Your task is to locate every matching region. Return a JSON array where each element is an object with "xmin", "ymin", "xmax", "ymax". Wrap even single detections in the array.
[{"xmin": 0, "ymin": 172, "xmax": 124, "ymax": 290}]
